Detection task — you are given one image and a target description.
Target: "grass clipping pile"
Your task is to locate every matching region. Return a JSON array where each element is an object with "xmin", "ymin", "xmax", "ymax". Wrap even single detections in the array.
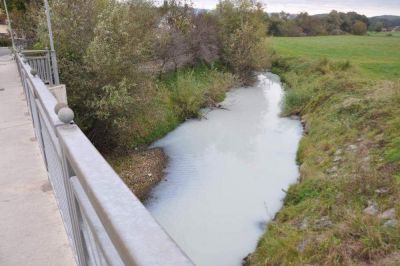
[{"xmin": 247, "ymin": 57, "xmax": 400, "ymax": 265}]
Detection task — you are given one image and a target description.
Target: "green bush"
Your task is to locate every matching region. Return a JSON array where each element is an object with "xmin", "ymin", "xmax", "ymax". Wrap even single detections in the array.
[
  {"xmin": 170, "ymin": 72, "xmax": 206, "ymax": 119},
  {"xmin": 216, "ymin": 0, "xmax": 271, "ymax": 81}
]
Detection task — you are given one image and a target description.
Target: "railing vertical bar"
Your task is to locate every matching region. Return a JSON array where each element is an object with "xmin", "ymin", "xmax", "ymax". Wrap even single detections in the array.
[
  {"xmin": 33, "ymin": 59, "xmax": 37, "ymax": 73},
  {"xmin": 44, "ymin": 57, "xmax": 48, "ymax": 84},
  {"xmin": 71, "ymin": 176, "xmax": 124, "ymax": 266},
  {"xmin": 39, "ymin": 58, "xmax": 43, "ymax": 81},
  {"xmin": 46, "ymin": 50, "xmax": 53, "ymax": 85},
  {"xmin": 44, "ymin": 57, "xmax": 49, "ymax": 84},
  {"xmin": 41, "ymin": 58, "xmax": 46, "ymax": 83},
  {"xmin": 32, "ymin": 98, "xmax": 49, "ymax": 169},
  {"xmin": 59, "ymin": 151, "xmax": 88, "ymax": 266},
  {"xmin": 82, "ymin": 217, "xmax": 101, "ymax": 266}
]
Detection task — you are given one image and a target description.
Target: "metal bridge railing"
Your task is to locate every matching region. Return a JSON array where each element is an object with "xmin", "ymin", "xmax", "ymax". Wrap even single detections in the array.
[
  {"xmin": 15, "ymin": 51, "xmax": 193, "ymax": 266},
  {"xmin": 21, "ymin": 50, "xmax": 57, "ymax": 85}
]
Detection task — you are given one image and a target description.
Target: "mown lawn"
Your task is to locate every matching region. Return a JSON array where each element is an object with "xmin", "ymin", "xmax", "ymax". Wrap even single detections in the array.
[{"xmin": 271, "ymin": 35, "xmax": 400, "ymax": 80}]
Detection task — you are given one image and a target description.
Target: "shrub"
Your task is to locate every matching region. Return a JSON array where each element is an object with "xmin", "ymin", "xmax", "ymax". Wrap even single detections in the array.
[
  {"xmin": 216, "ymin": 0, "xmax": 271, "ymax": 81},
  {"xmin": 169, "ymin": 71, "xmax": 206, "ymax": 119},
  {"xmin": 352, "ymin": 20, "xmax": 368, "ymax": 35},
  {"xmin": 164, "ymin": 65, "xmax": 236, "ymax": 119}
]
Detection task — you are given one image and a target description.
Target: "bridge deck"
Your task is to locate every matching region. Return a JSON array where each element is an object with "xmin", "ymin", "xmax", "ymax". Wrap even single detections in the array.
[{"xmin": 0, "ymin": 48, "xmax": 75, "ymax": 265}]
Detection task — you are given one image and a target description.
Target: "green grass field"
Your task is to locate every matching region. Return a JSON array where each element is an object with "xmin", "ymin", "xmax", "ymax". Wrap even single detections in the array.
[{"xmin": 271, "ymin": 35, "xmax": 400, "ymax": 80}]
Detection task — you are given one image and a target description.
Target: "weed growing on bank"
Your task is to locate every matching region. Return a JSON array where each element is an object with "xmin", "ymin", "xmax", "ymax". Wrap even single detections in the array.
[
  {"xmin": 247, "ymin": 57, "xmax": 400, "ymax": 265},
  {"xmin": 161, "ymin": 64, "xmax": 236, "ymax": 119},
  {"xmin": 128, "ymin": 64, "xmax": 236, "ymax": 146}
]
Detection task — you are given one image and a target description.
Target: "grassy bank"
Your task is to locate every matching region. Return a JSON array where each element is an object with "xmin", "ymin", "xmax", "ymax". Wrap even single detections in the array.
[{"xmin": 248, "ymin": 36, "xmax": 400, "ymax": 265}]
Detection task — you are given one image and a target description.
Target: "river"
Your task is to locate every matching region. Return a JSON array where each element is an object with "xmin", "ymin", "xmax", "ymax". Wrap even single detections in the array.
[{"xmin": 145, "ymin": 73, "xmax": 303, "ymax": 266}]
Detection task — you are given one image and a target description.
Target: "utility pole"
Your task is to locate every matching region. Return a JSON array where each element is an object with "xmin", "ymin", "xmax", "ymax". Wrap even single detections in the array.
[
  {"xmin": 44, "ymin": 0, "xmax": 60, "ymax": 85},
  {"xmin": 2, "ymin": 0, "xmax": 15, "ymax": 50}
]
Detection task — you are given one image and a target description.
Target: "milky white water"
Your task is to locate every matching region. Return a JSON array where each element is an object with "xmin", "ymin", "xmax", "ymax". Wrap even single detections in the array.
[{"xmin": 146, "ymin": 73, "xmax": 303, "ymax": 266}]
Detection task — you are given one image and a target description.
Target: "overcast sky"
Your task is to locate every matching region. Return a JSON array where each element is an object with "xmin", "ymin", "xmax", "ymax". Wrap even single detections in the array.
[{"xmin": 183, "ymin": 0, "xmax": 400, "ymax": 17}]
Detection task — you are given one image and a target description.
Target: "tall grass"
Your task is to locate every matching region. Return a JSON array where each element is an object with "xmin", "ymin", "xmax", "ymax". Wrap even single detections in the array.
[
  {"xmin": 126, "ymin": 64, "xmax": 236, "ymax": 147},
  {"xmin": 160, "ymin": 64, "xmax": 236, "ymax": 120}
]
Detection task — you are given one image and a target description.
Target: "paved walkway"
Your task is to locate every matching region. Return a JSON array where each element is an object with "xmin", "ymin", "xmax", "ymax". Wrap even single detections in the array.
[{"xmin": 0, "ymin": 48, "xmax": 76, "ymax": 265}]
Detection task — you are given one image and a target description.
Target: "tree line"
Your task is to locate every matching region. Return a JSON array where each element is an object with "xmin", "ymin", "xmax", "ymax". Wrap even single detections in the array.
[{"xmin": 267, "ymin": 10, "xmax": 369, "ymax": 36}]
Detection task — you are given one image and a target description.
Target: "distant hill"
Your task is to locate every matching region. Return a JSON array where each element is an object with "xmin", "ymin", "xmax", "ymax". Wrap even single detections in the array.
[
  {"xmin": 312, "ymin": 14, "xmax": 329, "ymax": 18},
  {"xmin": 368, "ymin": 15, "xmax": 400, "ymax": 31},
  {"xmin": 369, "ymin": 15, "xmax": 400, "ymax": 27},
  {"xmin": 370, "ymin": 15, "xmax": 400, "ymax": 21}
]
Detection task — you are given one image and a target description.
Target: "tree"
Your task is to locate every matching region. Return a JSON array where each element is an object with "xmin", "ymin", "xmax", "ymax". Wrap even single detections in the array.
[
  {"xmin": 155, "ymin": 0, "xmax": 194, "ymax": 72},
  {"xmin": 352, "ymin": 20, "xmax": 367, "ymax": 35},
  {"xmin": 190, "ymin": 13, "xmax": 219, "ymax": 65},
  {"xmin": 37, "ymin": 0, "xmax": 112, "ymax": 148},
  {"xmin": 155, "ymin": 1, "xmax": 220, "ymax": 72},
  {"xmin": 295, "ymin": 12, "xmax": 326, "ymax": 36},
  {"xmin": 83, "ymin": 0, "xmax": 160, "ymax": 149},
  {"xmin": 267, "ymin": 13, "xmax": 287, "ymax": 36},
  {"xmin": 325, "ymin": 10, "xmax": 343, "ymax": 33},
  {"xmin": 216, "ymin": 0, "xmax": 270, "ymax": 81}
]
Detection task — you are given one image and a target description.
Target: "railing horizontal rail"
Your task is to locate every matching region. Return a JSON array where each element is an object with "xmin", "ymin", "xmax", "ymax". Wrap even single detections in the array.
[
  {"xmin": 15, "ymin": 50, "xmax": 193, "ymax": 266},
  {"xmin": 21, "ymin": 49, "xmax": 50, "ymax": 54}
]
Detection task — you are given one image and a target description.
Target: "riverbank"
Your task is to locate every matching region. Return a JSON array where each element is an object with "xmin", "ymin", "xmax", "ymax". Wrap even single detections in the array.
[{"xmin": 247, "ymin": 52, "xmax": 400, "ymax": 264}]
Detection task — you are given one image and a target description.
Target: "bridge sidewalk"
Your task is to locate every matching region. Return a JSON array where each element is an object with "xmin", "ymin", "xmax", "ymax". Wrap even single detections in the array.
[{"xmin": 0, "ymin": 48, "xmax": 76, "ymax": 266}]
